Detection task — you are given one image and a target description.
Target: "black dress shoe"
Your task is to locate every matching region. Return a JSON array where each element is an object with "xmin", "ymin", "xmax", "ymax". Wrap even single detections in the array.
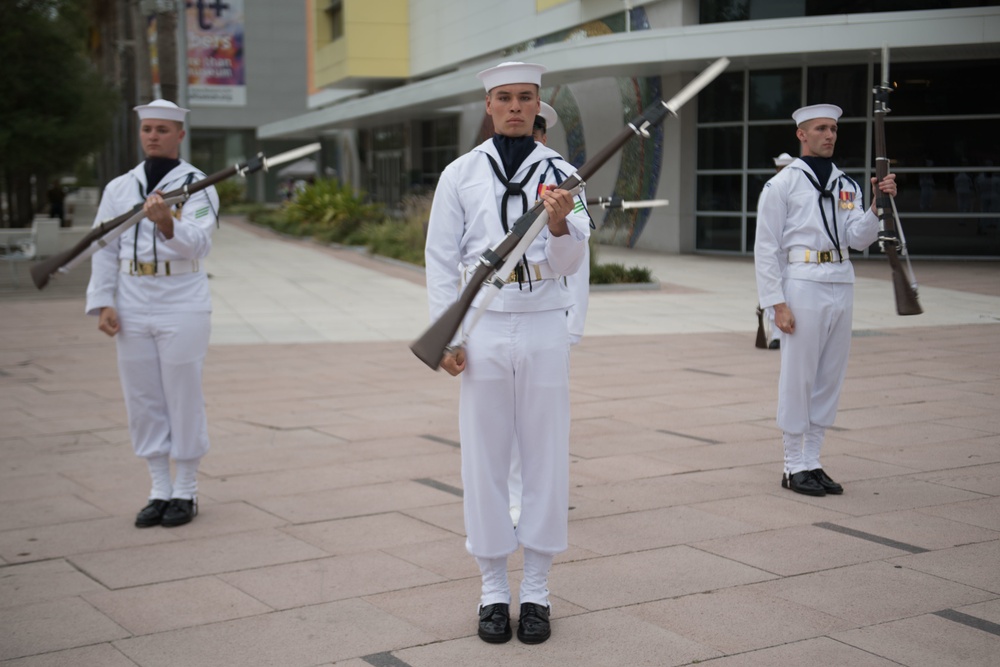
[
  {"xmin": 768, "ymin": 339, "xmax": 780, "ymax": 349},
  {"xmin": 478, "ymin": 603, "xmax": 512, "ymax": 643},
  {"xmin": 161, "ymin": 498, "xmax": 198, "ymax": 527},
  {"xmin": 517, "ymin": 602, "xmax": 551, "ymax": 644},
  {"xmin": 810, "ymin": 469, "xmax": 844, "ymax": 495},
  {"xmin": 782, "ymin": 471, "xmax": 826, "ymax": 496},
  {"xmin": 135, "ymin": 499, "xmax": 170, "ymax": 528}
]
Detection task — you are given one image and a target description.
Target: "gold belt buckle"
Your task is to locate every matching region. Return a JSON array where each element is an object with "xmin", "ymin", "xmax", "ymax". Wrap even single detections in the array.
[
  {"xmin": 134, "ymin": 261, "xmax": 156, "ymax": 276},
  {"xmin": 818, "ymin": 251, "xmax": 832, "ymax": 263}
]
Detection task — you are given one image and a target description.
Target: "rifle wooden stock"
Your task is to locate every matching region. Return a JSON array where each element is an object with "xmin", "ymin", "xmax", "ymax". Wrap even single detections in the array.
[
  {"xmin": 755, "ymin": 306, "xmax": 768, "ymax": 349},
  {"xmin": 873, "ymin": 46, "xmax": 922, "ymax": 316},
  {"xmin": 410, "ymin": 57, "xmax": 730, "ymax": 369}
]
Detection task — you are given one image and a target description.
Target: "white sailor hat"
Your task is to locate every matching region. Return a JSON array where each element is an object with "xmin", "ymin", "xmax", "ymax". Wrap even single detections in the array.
[
  {"xmin": 534, "ymin": 102, "xmax": 559, "ymax": 132},
  {"xmin": 133, "ymin": 99, "xmax": 190, "ymax": 123},
  {"xmin": 773, "ymin": 152, "xmax": 794, "ymax": 167},
  {"xmin": 791, "ymin": 104, "xmax": 842, "ymax": 126},
  {"xmin": 476, "ymin": 61, "xmax": 547, "ymax": 92}
]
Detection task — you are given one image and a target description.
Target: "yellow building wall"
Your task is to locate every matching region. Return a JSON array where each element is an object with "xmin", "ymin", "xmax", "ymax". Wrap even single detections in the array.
[{"xmin": 312, "ymin": 0, "xmax": 409, "ymax": 91}]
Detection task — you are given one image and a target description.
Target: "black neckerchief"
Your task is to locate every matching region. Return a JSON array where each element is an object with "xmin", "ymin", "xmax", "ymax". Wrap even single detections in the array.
[
  {"xmin": 795, "ymin": 156, "xmax": 844, "ymax": 263},
  {"xmin": 144, "ymin": 157, "xmax": 181, "ymax": 196},
  {"xmin": 492, "ymin": 134, "xmax": 536, "ymax": 180}
]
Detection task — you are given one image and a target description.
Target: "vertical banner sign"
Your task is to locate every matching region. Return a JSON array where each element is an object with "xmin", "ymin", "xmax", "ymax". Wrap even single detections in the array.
[
  {"xmin": 186, "ymin": 0, "xmax": 246, "ymax": 106},
  {"xmin": 148, "ymin": 14, "xmax": 162, "ymax": 99}
]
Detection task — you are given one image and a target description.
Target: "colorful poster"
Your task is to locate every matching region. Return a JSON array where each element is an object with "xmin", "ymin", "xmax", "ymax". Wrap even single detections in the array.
[{"xmin": 186, "ymin": 0, "xmax": 246, "ymax": 106}]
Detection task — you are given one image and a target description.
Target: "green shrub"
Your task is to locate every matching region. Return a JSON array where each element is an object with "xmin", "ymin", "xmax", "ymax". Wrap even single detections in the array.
[
  {"xmin": 284, "ymin": 178, "xmax": 383, "ymax": 244},
  {"xmin": 590, "ymin": 261, "xmax": 653, "ymax": 284},
  {"xmin": 215, "ymin": 179, "xmax": 246, "ymax": 207}
]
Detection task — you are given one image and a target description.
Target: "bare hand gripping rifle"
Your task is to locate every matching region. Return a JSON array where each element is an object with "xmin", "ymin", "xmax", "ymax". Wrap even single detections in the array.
[
  {"xmin": 873, "ymin": 45, "xmax": 922, "ymax": 316},
  {"xmin": 29, "ymin": 143, "xmax": 322, "ymax": 290},
  {"xmin": 410, "ymin": 57, "xmax": 730, "ymax": 369}
]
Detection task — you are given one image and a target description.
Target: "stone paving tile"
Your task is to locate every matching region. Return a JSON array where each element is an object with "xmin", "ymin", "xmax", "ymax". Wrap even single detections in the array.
[
  {"xmin": 282, "ymin": 512, "xmax": 458, "ymax": 555},
  {"xmin": 393, "ymin": 608, "xmax": 721, "ymax": 667},
  {"xmin": 694, "ymin": 524, "xmax": 913, "ymax": 576},
  {"xmin": 0, "ymin": 515, "xmax": 180, "ymax": 564},
  {"xmin": 956, "ymin": 598, "xmax": 1000, "ymax": 625},
  {"xmin": 113, "ymin": 599, "xmax": 433, "ymax": 667},
  {"xmin": 918, "ymin": 496, "xmax": 1000, "ymax": 532},
  {"xmin": 0, "ymin": 644, "xmax": 138, "ymax": 667},
  {"xmin": 833, "ymin": 612, "xmax": 1000, "ymax": 667},
  {"xmin": 688, "ymin": 636, "xmax": 903, "ymax": 666},
  {"xmin": 251, "ymin": 480, "xmax": 458, "ymax": 524},
  {"xmin": 623, "ymin": 587, "xmax": 853, "ymax": 654},
  {"xmin": 746, "ymin": 560, "xmax": 996, "ymax": 626},
  {"xmin": 913, "ymin": 463, "xmax": 1000, "ymax": 496},
  {"xmin": 570, "ymin": 505, "xmax": 760, "ymax": 555},
  {"xmin": 68, "ymin": 528, "xmax": 329, "ymax": 589},
  {"xmin": 0, "ymin": 494, "xmax": 108, "ymax": 532},
  {"xmin": 0, "ymin": 597, "xmax": 129, "ymax": 661},
  {"xmin": 690, "ymin": 492, "xmax": 853, "ymax": 530},
  {"xmin": 82, "ymin": 575, "xmax": 272, "ymax": 635},
  {"xmin": 823, "ymin": 508, "xmax": 1000, "ymax": 551},
  {"xmin": 219, "ymin": 551, "xmax": 445, "ymax": 610},
  {"xmin": 552, "ymin": 545, "xmax": 776, "ymax": 610},
  {"xmin": 0, "ymin": 559, "xmax": 106, "ymax": 609},
  {"xmin": 889, "ymin": 540, "xmax": 1000, "ymax": 593}
]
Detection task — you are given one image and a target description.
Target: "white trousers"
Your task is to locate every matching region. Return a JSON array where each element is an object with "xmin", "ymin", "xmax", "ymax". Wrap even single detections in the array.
[
  {"xmin": 777, "ymin": 279, "xmax": 853, "ymax": 434},
  {"xmin": 461, "ymin": 309, "xmax": 570, "ymax": 558},
  {"xmin": 115, "ymin": 310, "xmax": 211, "ymax": 461}
]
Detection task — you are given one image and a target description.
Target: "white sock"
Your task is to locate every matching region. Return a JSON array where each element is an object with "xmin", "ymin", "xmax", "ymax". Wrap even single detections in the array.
[
  {"xmin": 804, "ymin": 426, "xmax": 826, "ymax": 471},
  {"xmin": 475, "ymin": 556, "xmax": 510, "ymax": 608},
  {"xmin": 172, "ymin": 457, "xmax": 201, "ymax": 500},
  {"xmin": 782, "ymin": 431, "xmax": 805, "ymax": 475},
  {"xmin": 146, "ymin": 454, "xmax": 172, "ymax": 500},
  {"xmin": 520, "ymin": 548, "xmax": 553, "ymax": 607}
]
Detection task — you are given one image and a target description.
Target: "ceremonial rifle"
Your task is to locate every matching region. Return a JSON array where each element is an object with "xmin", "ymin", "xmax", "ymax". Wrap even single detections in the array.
[
  {"xmin": 873, "ymin": 45, "xmax": 922, "ymax": 315},
  {"xmin": 411, "ymin": 57, "xmax": 730, "ymax": 369},
  {"xmin": 30, "ymin": 143, "xmax": 321, "ymax": 290},
  {"xmin": 587, "ymin": 196, "xmax": 669, "ymax": 210}
]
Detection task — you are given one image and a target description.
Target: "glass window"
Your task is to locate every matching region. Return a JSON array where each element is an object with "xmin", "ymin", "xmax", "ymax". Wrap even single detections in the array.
[
  {"xmin": 699, "ymin": 71, "xmax": 744, "ymax": 123},
  {"xmin": 749, "ymin": 69, "xmax": 801, "ymax": 121},
  {"xmin": 828, "ymin": 122, "xmax": 866, "ymax": 170},
  {"xmin": 890, "ymin": 60, "xmax": 1000, "ymax": 116},
  {"xmin": 698, "ymin": 126, "xmax": 743, "ymax": 170},
  {"xmin": 880, "ymin": 119, "xmax": 1000, "ymax": 169},
  {"xmin": 808, "ymin": 65, "xmax": 868, "ymax": 118},
  {"xmin": 696, "ymin": 215, "xmax": 743, "ymax": 251},
  {"xmin": 702, "ymin": 1, "xmax": 1000, "ymax": 23},
  {"xmin": 697, "ymin": 174, "xmax": 743, "ymax": 212},
  {"xmin": 889, "ymin": 215, "xmax": 1000, "ymax": 256},
  {"xmin": 748, "ymin": 125, "xmax": 799, "ymax": 170},
  {"xmin": 748, "ymin": 173, "xmax": 774, "ymax": 212}
]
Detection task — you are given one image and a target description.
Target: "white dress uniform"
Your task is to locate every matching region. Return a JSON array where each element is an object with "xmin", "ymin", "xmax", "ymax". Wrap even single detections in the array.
[
  {"xmin": 425, "ymin": 136, "xmax": 589, "ymax": 600},
  {"xmin": 754, "ymin": 156, "xmax": 878, "ymax": 474},
  {"xmin": 86, "ymin": 160, "xmax": 219, "ymax": 477}
]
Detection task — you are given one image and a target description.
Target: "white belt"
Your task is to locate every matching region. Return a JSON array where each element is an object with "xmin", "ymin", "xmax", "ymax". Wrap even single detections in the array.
[
  {"xmin": 787, "ymin": 248, "xmax": 848, "ymax": 264},
  {"xmin": 121, "ymin": 259, "xmax": 200, "ymax": 276},
  {"xmin": 462, "ymin": 261, "xmax": 560, "ymax": 286}
]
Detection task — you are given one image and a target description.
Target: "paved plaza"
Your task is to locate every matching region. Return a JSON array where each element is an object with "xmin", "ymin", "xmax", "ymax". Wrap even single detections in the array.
[{"xmin": 1, "ymin": 218, "xmax": 999, "ymax": 666}]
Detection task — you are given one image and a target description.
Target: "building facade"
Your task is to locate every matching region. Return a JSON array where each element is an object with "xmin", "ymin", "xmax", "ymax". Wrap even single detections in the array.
[{"xmin": 260, "ymin": 0, "xmax": 1000, "ymax": 257}]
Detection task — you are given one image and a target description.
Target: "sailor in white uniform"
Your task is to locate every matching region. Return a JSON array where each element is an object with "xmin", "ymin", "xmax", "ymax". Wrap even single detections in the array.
[
  {"xmin": 755, "ymin": 103, "xmax": 896, "ymax": 497},
  {"xmin": 424, "ymin": 62, "xmax": 589, "ymax": 645},
  {"xmin": 86, "ymin": 99, "xmax": 219, "ymax": 528}
]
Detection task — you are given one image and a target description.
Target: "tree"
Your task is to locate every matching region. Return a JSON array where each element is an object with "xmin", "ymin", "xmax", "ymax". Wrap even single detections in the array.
[{"xmin": 0, "ymin": 0, "xmax": 118, "ymax": 227}]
